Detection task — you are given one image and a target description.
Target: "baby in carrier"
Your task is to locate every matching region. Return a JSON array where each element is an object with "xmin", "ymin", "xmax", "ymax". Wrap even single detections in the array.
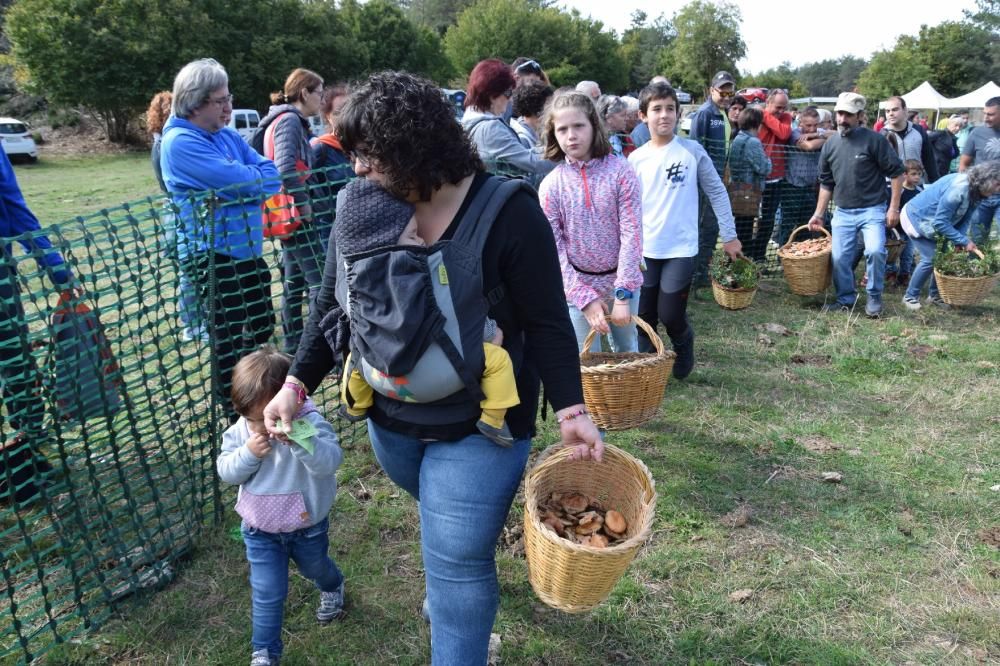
[{"xmin": 335, "ymin": 178, "xmax": 519, "ymax": 446}]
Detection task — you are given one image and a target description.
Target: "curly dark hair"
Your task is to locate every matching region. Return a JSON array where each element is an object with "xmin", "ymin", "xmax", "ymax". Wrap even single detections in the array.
[
  {"xmin": 512, "ymin": 82, "xmax": 553, "ymax": 119},
  {"xmin": 337, "ymin": 71, "xmax": 483, "ymax": 201}
]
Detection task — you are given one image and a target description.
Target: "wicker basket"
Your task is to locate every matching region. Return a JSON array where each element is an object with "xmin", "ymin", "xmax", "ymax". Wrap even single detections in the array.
[
  {"xmin": 777, "ymin": 225, "xmax": 833, "ymax": 296},
  {"xmin": 885, "ymin": 228, "xmax": 905, "ymax": 265},
  {"xmin": 580, "ymin": 316, "xmax": 675, "ymax": 431},
  {"xmin": 933, "ymin": 248, "xmax": 999, "ymax": 306},
  {"xmin": 523, "ymin": 443, "xmax": 657, "ymax": 613}
]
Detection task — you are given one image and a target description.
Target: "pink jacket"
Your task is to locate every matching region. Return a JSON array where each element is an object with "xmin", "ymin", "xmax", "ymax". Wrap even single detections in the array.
[{"xmin": 539, "ymin": 154, "xmax": 643, "ymax": 310}]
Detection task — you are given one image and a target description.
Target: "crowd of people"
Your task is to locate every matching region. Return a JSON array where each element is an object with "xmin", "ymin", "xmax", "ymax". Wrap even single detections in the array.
[{"xmin": 2, "ymin": 52, "xmax": 997, "ymax": 666}]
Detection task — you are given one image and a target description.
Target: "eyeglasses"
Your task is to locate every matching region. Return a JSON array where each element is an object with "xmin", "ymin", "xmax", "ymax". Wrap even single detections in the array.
[
  {"xmin": 349, "ymin": 150, "xmax": 371, "ymax": 169},
  {"xmin": 503, "ymin": 89, "xmax": 514, "ymax": 98},
  {"xmin": 715, "ymin": 89, "xmax": 735, "ymax": 98},
  {"xmin": 207, "ymin": 94, "xmax": 234, "ymax": 107},
  {"xmin": 515, "ymin": 59, "xmax": 542, "ymax": 75}
]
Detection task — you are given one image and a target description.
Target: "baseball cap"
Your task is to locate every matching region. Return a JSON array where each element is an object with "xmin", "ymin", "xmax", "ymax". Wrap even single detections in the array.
[
  {"xmin": 711, "ymin": 71, "xmax": 736, "ymax": 88},
  {"xmin": 834, "ymin": 92, "xmax": 866, "ymax": 115}
]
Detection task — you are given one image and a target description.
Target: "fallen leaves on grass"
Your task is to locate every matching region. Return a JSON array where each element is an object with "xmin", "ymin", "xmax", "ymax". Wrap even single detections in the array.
[
  {"xmin": 821, "ymin": 471, "xmax": 843, "ymax": 483},
  {"xmin": 720, "ymin": 505, "xmax": 753, "ymax": 529},
  {"xmin": 897, "ymin": 508, "xmax": 916, "ymax": 537},
  {"xmin": 790, "ymin": 353, "xmax": 832, "ymax": 366},
  {"xmin": 907, "ymin": 344, "xmax": 937, "ymax": 359},
  {"xmin": 759, "ymin": 322, "xmax": 795, "ymax": 336},
  {"xmin": 976, "ymin": 526, "xmax": 1000, "ymax": 549},
  {"xmin": 928, "ymin": 334, "xmax": 949, "ymax": 342},
  {"xmin": 728, "ymin": 588, "xmax": 754, "ymax": 603},
  {"xmin": 800, "ymin": 435, "xmax": 841, "ymax": 453},
  {"xmin": 757, "ymin": 333, "xmax": 774, "ymax": 346}
]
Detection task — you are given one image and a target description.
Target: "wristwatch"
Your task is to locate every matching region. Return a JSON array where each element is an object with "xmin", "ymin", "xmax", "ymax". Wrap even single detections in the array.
[{"xmin": 614, "ymin": 287, "xmax": 633, "ymax": 301}]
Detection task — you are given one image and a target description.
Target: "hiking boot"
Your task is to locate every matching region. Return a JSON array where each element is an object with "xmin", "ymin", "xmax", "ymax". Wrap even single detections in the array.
[
  {"xmin": 671, "ymin": 328, "xmax": 695, "ymax": 380},
  {"xmin": 865, "ymin": 295, "xmax": 882, "ymax": 319},
  {"xmin": 250, "ymin": 648, "xmax": 279, "ymax": 666},
  {"xmin": 820, "ymin": 303, "xmax": 850, "ymax": 314},
  {"xmin": 317, "ymin": 580, "xmax": 345, "ymax": 624},
  {"xmin": 925, "ymin": 295, "xmax": 950, "ymax": 309},
  {"xmin": 902, "ymin": 295, "xmax": 921, "ymax": 311},
  {"xmin": 0, "ymin": 433, "xmax": 55, "ymax": 505},
  {"xmin": 476, "ymin": 419, "xmax": 513, "ymax": 447}
]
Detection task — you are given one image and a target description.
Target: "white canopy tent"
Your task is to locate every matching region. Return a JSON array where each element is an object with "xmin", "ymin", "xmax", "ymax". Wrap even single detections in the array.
[
  {"xmin": 941, "ymin": 81, "xmax": 1000, "ymax": 109},
  {"xmin": 878, "ymin": 81, "xmax": 948, "ymax": 125}
]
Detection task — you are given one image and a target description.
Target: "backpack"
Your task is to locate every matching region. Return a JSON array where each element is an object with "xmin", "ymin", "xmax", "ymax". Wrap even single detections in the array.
[
  {"xmin": 257, "ymin": 111, "xmax": 310, "ymax": 239},
  {"xmin": 329, "ymin": 176, "xmax": 532, "ymax": 425}
]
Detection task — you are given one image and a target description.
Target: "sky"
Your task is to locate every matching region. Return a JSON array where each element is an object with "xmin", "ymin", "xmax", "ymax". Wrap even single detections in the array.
[{"xmin": 558, "ymin": 0, "xmax": 982, "ymax": 73}]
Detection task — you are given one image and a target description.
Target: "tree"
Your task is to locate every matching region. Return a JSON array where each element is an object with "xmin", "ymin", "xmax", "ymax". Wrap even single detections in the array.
[
  {"xmin": 964, "ymin": 0, "xmax": 999, "ymax": 34},
  {"xmin": 618, "ymin": 11, "xmax": 675, "ymax": 92},
  {"xmin": 657, "ymin": 0, "xmax": 745, "ymax": 94},
  {"xmin": 444, "ymin": 0, "xmax": 627, "ymax": 91},
  {"xmin": 341, "ymin": 0, "xmax": 453, "ymax": 83},
  {"xmin": 408, "ymin": 0, "xmax": 478, "ymax": 35},
  {"xmin": 915, "ymin": 21, "xmax": 998, "ymax": 97},
  {"xmin": 6, "ymin": 0, "xmax": 212, "ymax": 142},
  {"xmin": 856, "ymin": 36, "xmax": 930, "ymax": 102}
]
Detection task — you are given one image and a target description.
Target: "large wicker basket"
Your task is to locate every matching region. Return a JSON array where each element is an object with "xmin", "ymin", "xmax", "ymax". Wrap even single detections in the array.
[
  {"xmin": 580, "ymin": 316, "xmax": 675, "ymax": 431},
  {"xmin": 933, "ymin": 248, "xmax": 999, "ymax": 306},
  {"xmin": 711, "ymin": 281, "xmax": 758, "ymax": 309},
  {"xmin": 523, "ymin": 443, "xmax": 657, "ymax": 613},
  {"xmin": 778, "ymin": 225, "xmax": 832, "ymax": 296}
]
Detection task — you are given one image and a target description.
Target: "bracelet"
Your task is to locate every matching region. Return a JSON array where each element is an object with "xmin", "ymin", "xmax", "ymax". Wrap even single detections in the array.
[
  {"xmin": 557, "ymin": 408, "xmax": 588, "ymax": 424},
  {"xmin": 283, "ymin": 381, "xmax": 307, "ymax": 403}
]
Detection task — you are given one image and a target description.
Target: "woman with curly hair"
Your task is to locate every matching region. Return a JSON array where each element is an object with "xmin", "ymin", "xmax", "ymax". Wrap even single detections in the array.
[
  {"xmin": 461, "ymin": 58, "xmax": 556, "ymax": 180},
  {"xmin": 263, "ymin": 71, "xmax": 604, "ymax": 664},
  {"xmin": 147, "ymin": 90, "xmax": 204, "ymax": 342}
]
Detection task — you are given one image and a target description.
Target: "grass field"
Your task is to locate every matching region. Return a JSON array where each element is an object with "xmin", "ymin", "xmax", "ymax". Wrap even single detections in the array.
[{"xmin": 7, "ymin": 156, "xmax": 999, "ymax": 665}]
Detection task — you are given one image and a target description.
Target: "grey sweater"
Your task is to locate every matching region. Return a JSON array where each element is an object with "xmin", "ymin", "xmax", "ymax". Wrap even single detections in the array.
[
  {"xmin": 818, "ymin": 127, "xmax": 904, "ymax": 209},
  {"xmin": 217, "ymin": 406, "xmax": 342, "ymax": 533}
]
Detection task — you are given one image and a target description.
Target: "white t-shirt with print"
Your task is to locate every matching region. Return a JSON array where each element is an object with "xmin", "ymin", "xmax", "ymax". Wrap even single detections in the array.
[{"xmin": 628, "ymin": 136, "xmax": 736, "ymax": 259}]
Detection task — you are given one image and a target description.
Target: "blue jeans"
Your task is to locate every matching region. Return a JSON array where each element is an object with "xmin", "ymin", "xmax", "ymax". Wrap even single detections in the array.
[
  {"xmin": 970, "ymin": 193, "xmax": 999, "ymax": 246},
  {"xmin": 367, "ymin": 421, "xmax": 531, "ymax": 666},
  {"xmin": 242, "ymin": 517, "xmax": 343, "ymax": 657},
  {"xmin": 904, "ymin": 235, "xmax": 940, "ymax": 301},
  {"xmin": 567, "ymin": 291, "xmax": 640, "ymax": 353},
  {"xmin": 831, "ymin": 205, "xmax": 887, "ymax": 306}
]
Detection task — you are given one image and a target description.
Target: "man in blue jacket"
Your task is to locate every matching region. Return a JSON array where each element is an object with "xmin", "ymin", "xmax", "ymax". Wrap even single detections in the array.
[
  {"xmin": 690, "ymin": 71, "xmax": 737, "ymax": 287},
  {"xmin": 160, "ymin": 58, "xmax": 280, "ymax": 418},
  {"xmin": 1, "ymin": 148, "xmax": 70, "ymax": 502}
]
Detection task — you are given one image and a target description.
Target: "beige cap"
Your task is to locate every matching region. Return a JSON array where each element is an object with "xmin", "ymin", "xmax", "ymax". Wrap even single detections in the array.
[{"xmin": 835, "ymin": 92, "xmax": 866, "ymax": 114}]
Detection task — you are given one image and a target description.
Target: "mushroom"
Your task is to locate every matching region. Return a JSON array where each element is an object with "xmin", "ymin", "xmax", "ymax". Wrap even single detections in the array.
[{"xmin": 605, "ymin": 510, "xmax": 627, "ymax": 535}]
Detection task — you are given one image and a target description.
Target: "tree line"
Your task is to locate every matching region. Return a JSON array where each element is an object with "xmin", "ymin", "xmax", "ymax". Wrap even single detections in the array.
[{"xmin": 2, "ymin": 0, "xmax": 996, "ymax": 143}]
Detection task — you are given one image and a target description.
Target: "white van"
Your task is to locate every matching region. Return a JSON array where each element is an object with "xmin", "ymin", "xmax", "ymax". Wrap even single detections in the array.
[{"xmin": 228, "ymin": 109, "xmax": 261, "ymax": 142}]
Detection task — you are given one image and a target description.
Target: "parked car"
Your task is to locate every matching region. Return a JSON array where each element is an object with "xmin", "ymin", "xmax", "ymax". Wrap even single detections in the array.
[
  {"xmin": 679, "ymin": 110, "xmax": 698, "ymax": 135},
  {"xmin": 226, "ymin": 109, "xmax": 260, "ymax": 142},
  {"xmin": 307, "ymin": 115, "xmax": 325, "ymax": 137},
  {"xmin": 0, "ymin": 118, "xmax": 38, "ymax": 162},
  {"xmin": 675, "ymin": 88, "xmax": 693, "ymax": 104},
  {"xmin": 737, "ymin": 88, "xmax": 768, "ymax": 104}
]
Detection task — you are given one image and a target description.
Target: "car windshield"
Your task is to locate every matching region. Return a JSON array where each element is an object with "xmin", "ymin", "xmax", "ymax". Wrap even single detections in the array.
[{"xmin": 0, "ymin": 123, "xmax": 28, "ymax": 134}]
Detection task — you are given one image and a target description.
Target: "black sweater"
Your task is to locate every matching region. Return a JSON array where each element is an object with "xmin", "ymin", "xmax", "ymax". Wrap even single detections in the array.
[
  {"xmin": 818, "ymin": 127, "xmax": 904, "ymax": 209},
  {"xmin": 290, "ymin": 172, "xmax": 584, "ymax": 440}
]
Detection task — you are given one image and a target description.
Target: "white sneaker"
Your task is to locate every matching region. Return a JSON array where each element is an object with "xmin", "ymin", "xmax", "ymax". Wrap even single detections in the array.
[
  {"xmin": 250, "ymin": 648, "xmax": 278, "ymax": 666},
  {"xmin": 902, "ymin": 295, "xmax": 921, "ymax": 311},
  {"xmin": 925, "ymin": 295, "xmax": 950, "ymax": 309}
]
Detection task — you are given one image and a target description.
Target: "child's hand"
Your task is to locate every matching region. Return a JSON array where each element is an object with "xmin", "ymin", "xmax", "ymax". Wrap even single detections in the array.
[
  {"xmin": 490, "ymin": 326, "xmax": 504, "ymax": 346},
  {"xmin": 246, "ymin": 432, "xmax": 273, "ymax": 459}
]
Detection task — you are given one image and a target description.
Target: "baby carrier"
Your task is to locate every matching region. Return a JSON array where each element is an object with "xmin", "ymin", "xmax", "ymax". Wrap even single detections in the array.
[{"xmin": 329, "ymin": 176, "xmax": 532, "ymax": 425}]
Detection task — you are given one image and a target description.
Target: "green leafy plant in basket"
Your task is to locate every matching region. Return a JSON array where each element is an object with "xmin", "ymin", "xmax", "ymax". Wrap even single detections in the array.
[
  {"xmin": 710, "ymin": 255, "xmax": 760, "ymax": 290},
  {"xmin": 932, "ymin": 239, "xmax": 1000, "ymax": 278}
]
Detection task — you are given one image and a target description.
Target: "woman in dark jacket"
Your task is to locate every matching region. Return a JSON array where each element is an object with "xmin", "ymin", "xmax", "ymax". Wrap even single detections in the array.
[
  {"xmin": 263, "ymin": 71, "xmax": 603, "ymax": 665},
  {"xmin": 258, "ymin": 68, "xmax": 326, "ymax": 353},
  {"xmin": 310, "ymin": 84, "xmax": 353, "ymax": 255}
]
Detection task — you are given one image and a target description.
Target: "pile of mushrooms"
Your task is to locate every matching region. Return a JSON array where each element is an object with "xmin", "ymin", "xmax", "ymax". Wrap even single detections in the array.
[{"xmin": 537, "ymin": 492, "xmax": 629, "ymax": 548}]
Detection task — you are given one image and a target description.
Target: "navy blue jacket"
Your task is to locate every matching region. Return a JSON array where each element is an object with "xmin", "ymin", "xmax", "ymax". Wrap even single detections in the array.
[{"xmin": 689, "ymin": 100, "xmax": 729, "ymax": 175}]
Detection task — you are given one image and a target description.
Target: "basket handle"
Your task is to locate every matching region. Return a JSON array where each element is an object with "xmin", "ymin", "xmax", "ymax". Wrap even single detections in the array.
[
  {"xmin": 783, "ymin": 224, "xmax": 831, "ymax": 248},
  {"xmin": 580, "ymin": 315, "xmax": 664, "ymax": 359}
]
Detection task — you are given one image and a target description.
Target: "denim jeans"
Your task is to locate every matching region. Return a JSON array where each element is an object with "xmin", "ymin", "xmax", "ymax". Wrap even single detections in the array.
[
  {"xmin": 281, "ymin": 227, "xmax": 324, "ymax": 354},
  {"xmin": 904, "ymin": 235, "xmax": 940, "ymax": 300},
  {"xmin": 831, "ymin": 205, "xmax": 887, "ymax": 307},
  {"xmin": 566, "ymin": 291, "xmax": 640, "ymax": 353},
  {"xmin": 242, "ymin": 517, "xmax": 343, "ymax": 657},
  {"xmin": 970, "ymin": 193, "xmax": 999, "ymax": 245},
  {"xmin": 367, "ymin": 421, "xmax": 531, "ymax": 666}
]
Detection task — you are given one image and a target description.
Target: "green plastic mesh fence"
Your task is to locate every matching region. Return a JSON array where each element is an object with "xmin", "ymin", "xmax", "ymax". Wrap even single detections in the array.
[{"xmin": 0, "ymin": 169, "xmax": 357, "ymax": 663}]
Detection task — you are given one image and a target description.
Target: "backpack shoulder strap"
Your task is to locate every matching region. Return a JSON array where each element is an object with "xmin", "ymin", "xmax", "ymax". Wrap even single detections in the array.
[{"xmin": 452, "ymin": 176, "xmax": 533, "ymax": 254}]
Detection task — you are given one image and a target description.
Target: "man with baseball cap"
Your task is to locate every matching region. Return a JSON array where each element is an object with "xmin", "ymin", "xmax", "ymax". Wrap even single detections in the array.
[
  {"xmin": 808, "ymin": 92, "xmax": 904, "ymax": 318},
  {"xmin": 690, "ymin": 71, "xmax": 737, "ymax": 287}
]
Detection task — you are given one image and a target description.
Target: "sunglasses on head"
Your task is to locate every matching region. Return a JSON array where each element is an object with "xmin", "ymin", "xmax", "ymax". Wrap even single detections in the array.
[{"xmin": 515, "ymin": 60, "xmax": 542, "ymax": 75}]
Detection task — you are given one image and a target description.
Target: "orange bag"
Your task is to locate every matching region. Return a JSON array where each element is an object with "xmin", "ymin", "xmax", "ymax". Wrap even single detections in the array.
[{"xmin": 261, "ymin": 112, "xmax": 307, "ymax": 240}]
